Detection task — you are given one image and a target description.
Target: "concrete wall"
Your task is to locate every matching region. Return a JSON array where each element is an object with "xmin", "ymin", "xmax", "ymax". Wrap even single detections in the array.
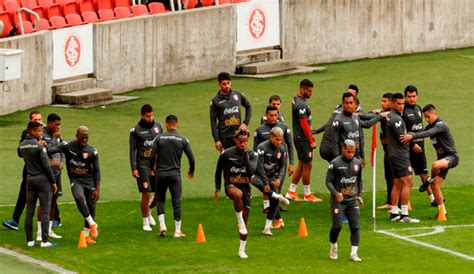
[
  {"xmin": 281, "ymin": 0, "xmax": 474, "ymax": 64},
  {"xmin": 95, "ymin": 5, "xmax": 235, "ymax": 93},
  {"xmin": 0, "ymin": 31, "xmax": 53, "ymax": 116}
]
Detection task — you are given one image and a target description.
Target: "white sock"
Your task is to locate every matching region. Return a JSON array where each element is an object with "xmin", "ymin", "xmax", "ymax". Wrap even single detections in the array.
[
  {"xmin": 304, "ymin": 185, "xmax": 311, "ymax": 195},
  {"xmin": 263, "ymin": 200, "xmax": 270, "ymax": 209},
  {"xmin": 175, "ymin": 220, "xmax": 181, "ymax": 232},
  {"xmin": 239, "ymin": 240, "xmax": 247, "ymax": 251},
  {"xmin": 37, "ymin": 221, "xmax": 41, "ymax": 233},
  {"xmin": 330, "ymin": 242, "xmax": 337, "ymax": 249},
  {"xmin": 427, "ymin": 176, "xmax": 434, "ymax": 183},
  {"xmin": 271, "ymin": 192, "xmax": 280, "ymax": 199},
  {"xmin": 429, "ymin": 194, "xmax": 435, "ymax": 202},
  {"xmin": 351, "ymin": 246, "xmax": 359, "ymax": 256},
  {"xmin": 84, "ymin": 228, "xmax": 90, "ymax": 237},
  {"xmin": 439, "ymin": 204, "xmax": 447, "ymax": 214},
  {"xmin": 288, "ymin": 183, "xmax": 297, "ymax": 192},
  {"xmin": 143, "ymin": 218, "xmax": 149, "ymax": 226},
  {"xmin": 401, "ymin": 205, "xmax": 409, "ymax": 215},
  {"xmin": 48, "ymin": 221, "xmax": 53, "ymax": 232},
  {"xmin": 235, "ymin": 211, "xmax": 244, "ymax": 224},
  {"xmin": 265, "ymin": 219, "xmax": 272, "ymax": 229},
  {"xmin": 391, "ymin": 206, "xmax": 399, "ymax": 215},
  {"xmin": 158, "ymin": 214, "xmax": 165, "ymax": 227},
  {"xmin": 85, "ymin": 215, "xmax": 96, "ymax": 226}
]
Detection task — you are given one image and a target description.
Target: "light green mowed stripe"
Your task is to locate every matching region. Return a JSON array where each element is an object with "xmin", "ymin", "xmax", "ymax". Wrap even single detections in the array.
[{"xmin": 0, "ymin": 251, "xmax": 55, "ymax": 274}]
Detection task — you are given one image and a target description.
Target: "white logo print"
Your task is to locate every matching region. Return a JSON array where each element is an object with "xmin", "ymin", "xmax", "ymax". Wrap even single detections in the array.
[
  {"xmin": 224, "ymin": 106, "xmax": 239, "ymax": 115},
  {"xmin": 299, "ymin": 108, "xmax": 306, "ymax": 115},
  {"xmin": 230, "ymin": 166, "xmax": 247, "ymax": 173},
  {"xmin": 412, "ymin": 123, "xmax": 423, "ymax": 131},
  {"xmin": 340, "ymin": 176, "xmax": 357, "ymax": 184},
  {"xmin": 348, "ymin": 131, "xmax": 359, "ymax": 139},
  {"xmin": 144, "ymin": 140, "xmax": 154, "ymax": 146},
  {"xmin": 332, "ymin": 121, "xmax": 339, "ymax": 127},
  {"xmin": 395, "ymin": 121, "xmax": 402, "ymax": 128}
]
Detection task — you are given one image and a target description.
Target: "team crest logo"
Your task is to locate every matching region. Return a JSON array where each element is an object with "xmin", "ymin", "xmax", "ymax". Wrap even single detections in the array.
[
  {"xmin": 276, "ymin": 152, "xmax": 281, "ymax": 159},
  {"xmin": 354, "ymin": 165, "xmax": 359, "ymax": 172},
  {"xmin": 408, "ymin": 166, "xmax": 412, "ymax": 172},
  {"xmin": 154, "ymin": 127, "xmax": 159, "ymax": 133},
  {"xmin": 83, "ymin": 152, "xmax": 89, "ymax": 159},
  {"xmin": 64, "ymin": 35, "xmax": 81, "ymax": 67},
  {"xmin": 334, "ymin": 208, "xmax": 339, "ymax": 214},
  {"xmin": 233, "ymin": 94, "xmax": 239, "ymax": 101},
  {"xmin": 308, "ymin": 151, "xmax": 312, "ymax": 158},
  {"xmin": 248, "ymin": 8, "xmax": 266, "ymax": 39}
]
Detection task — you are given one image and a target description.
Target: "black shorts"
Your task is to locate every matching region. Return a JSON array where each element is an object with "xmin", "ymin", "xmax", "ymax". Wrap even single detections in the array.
[
  {"xmin": 319, "ymin": 146, "xmax": 337, "ymax": 163},
  {"xmin": 136, "ymin": 167, "xmax": 156, "ymax": 193},
  {"xmin": 219, "ymin": 136, "xmax": 236, "ymax": 150},
  {"xmin": 437, "ymin": 154, "xmax": 459, "ymax": 179},
  {"xmin": 389, "ymin": 157, "xmax": 412, "ymax": 179},
  {"xmin": 225, "ymin": 183, "xmax": 251, "ymax": 209},
  {"xmin": 409, "ymin": 150, "xmax": 428, "ymax": 175},
  {"xmin": 294, "ymin": 139, "xmax": 313, "ymax": 163}
]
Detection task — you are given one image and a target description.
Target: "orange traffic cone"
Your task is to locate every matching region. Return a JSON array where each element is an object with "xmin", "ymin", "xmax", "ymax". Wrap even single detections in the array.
[
  {"xmin": 438, "ymin": 206, "xmax": 447, "ymax": 221},
  {"xmin": 78, "ymin": 231, "xmax": 87, "ymax": 248},
  {"xmin": 298, "ymin": 218, "xmax": 308, "ymax": 237},
  {"xmin": 408, "ymin": 201, "xmax": 413, "ymax": 211},
  {"xmin": 196, "ymin": 224, "xmax": 206, "ymax": 243}
]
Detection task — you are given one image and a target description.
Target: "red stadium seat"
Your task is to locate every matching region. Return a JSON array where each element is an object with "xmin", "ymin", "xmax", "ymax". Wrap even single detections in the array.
[
  {"xmin": 37, "ymin": 17, "xmax": 52, "ymax": 29},
  {"xmin": 148, "ymin": 2, "xmax": 167, "ymax": 14},
  {"xmin": 97, "ymin": 0, "xmax": 112, "ymax": 10},
  {"xmin": 54, "ymin": 0, "xmax": 67, "ymax": 5},
  {"xmin": 21, "ymin": 0, "xmax": 39, "ymax": 9},
  {"xmin": 182, "ymin": 0, "xmax": 198, "ymax": 9},
  {"xmin": 97, "ymin": 8, "xmax": 114, "ymax": 20},
  {"xmin": 46, "ymin": 4, "xmax": 62, "ymax": 18},
  {"xmin": 114, "ymin": 0, "xmax": 131, "ymax": 10},
  {"xmin": 200, "ymin": 0, "xmax": 214, "ymax": 6},
  {"xmin": 30, "ymin": 6, "xmax": 45, "ymax": 21},
  {"xmin": 114, "ymin": 6, "xmax": 129, "ymax": 18},
  {"xmin": 4, "ymin": 0, "xmax": 29, "ymax": 25},
  {"xmin": 17, "ymin": 20, "xmax": 34, "ymax": 33},
  {"xmin": 81, "ymin": 10, "xmax": 98, "ymax": 22},
  {"xmin": 38, "ymin": 0, "xmax": 55, "ymax": 7},
  {"xmin": 0, "ymin": 11, "xmax": 14, "ymax": 37},
  {"xmin": 65, "ymin": 13, "xmax": 83, "ymax": 25},
  {"xmin": 131, "ymin": 4, "xmax": 147, "ymax": 16},
  {"xmin": 63, "ymin": 2, "xmax": 79, "ymax": 15},
  {"xmin": 50, "ymin": 15, "xmax": 68, "ymax": 28},
  {"xmin": 79, "ymin": 0, "xmax": 95, "ymax": 13}
]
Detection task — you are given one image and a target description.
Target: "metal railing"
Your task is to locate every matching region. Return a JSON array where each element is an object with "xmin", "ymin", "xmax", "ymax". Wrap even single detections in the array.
[{"xmin": 17, "ymin": 7, "xmax": 40, "ymax": 35}]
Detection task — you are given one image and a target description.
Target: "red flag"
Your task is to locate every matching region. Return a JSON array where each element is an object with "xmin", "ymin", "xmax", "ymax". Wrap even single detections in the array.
[{"xmin": 370, "ymin": 123, "xmax": 377, "ymax": 167}]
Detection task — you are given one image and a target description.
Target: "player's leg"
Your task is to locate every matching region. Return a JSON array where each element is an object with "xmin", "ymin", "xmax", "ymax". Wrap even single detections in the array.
[
  {"xmin": 169, "ymin": 175, "xmax": 184, "ymax": 237},
  {"xmin": 156, "ymin": 175, "xmax": 169, "ymax": 236},
  {"xmin": 390, "ymin": 178, "xmax": 402, "ymax": 220},
  {"xmin": 378, "ymin": 156, "xmax": 393, "ymax": 209},
  {"xmin": 225, "ymin": 185, "xmax": 247, "ymax": 236},
  {"xmin": 24, "ymin": 183, "xmax": 37, "ymax": 246},
  {"xmin": 148, "ymin": 174, "xmax": 157, "ymax": 226},
  {"xmin": 47, "ymin": 173, "xmax": 61, "ymax": 239},
  {"xmin": 429, "ymin": 157, "xmax": 455, "ymax": 219},
  {"xmin": 71, "ymin": 183, "xmax": 98, "ymax": 237},
  {"xmin": 263, "ymin": 184, "xmax": 279, "ymax": 236},
  {"xmin": 37, "ymin": 180, "xmax": 53, "ymax": 246},
  {"xmin": 137, "ymin": 167, "xmax": 153, "ymax": 231},
  {"xmin": 3, "ymin": 168, "xmax": 27, "ymax": 230},
  {"xmin": 300, "ymin": 142, "xmax": 322, "ymax": 202},
  {"xmin": 346, "ymin": 200, "xmax": 361, "ymax": 261},
  {"xmin": 287, "ymin": 140, "xmax": 304, "ymax": 200},
  {"xmin": 329, "ymin": 200, "xmax": 343, "ymax": 260},
  {"xmin": 83, "ymin": 187, "xmax": 97, "ymax": 243}
]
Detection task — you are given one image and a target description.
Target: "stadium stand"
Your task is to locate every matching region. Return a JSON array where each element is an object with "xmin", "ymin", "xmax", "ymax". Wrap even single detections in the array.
[
  {"xmin": 114, "ymin": 0, "xmax": 131, "ymax": 11},
  {"xmin": 200, "ymin": 0, "xmax": 214, "ymax": 6},
  {"xmin": 148, "ymin": 2, "xmax": 168, "ymax": 14},
  {"xmin": 65, "ymin": 13, "xmax": 84, "ymax": 25},
  {"xmin": 182, "ymin": 0, "xmax": 198, "ymax": 9},
  {"xmin": 50, "ymin": 15, "xmax": 68, "ymax": 28},
  {"xmin": 97, "ymin": 8, "xmax": 115, "ymax": 20},
  {"xmin": 114, "ymin": 6, "xmax": 130, "ymax": 18},
  {"xmin": 131, "ymin": 4, "xmax": 148, "ymax": 16},
  {"xmin": 0, "ymin": 11, "xmax": 14, "ymax": 37},
  {"xmin": 81, "ymin": 10, "xmax": 99, "ymax": 23},
  {"xmin": 37, "ymin": 17, "xmax": 52, "ymax": 29}
]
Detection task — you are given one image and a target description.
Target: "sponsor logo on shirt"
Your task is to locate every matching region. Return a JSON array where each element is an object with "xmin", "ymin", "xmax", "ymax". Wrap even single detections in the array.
[
  {"xmin": 395, "ymin": 121, "xmax": 402, "ymax": 128},
  {"xmin": 333, "ymin": 121, "xmax": 339, "ymax": 127},
  {"xmin": 230, "ymin": 166, "xmax": 247, "ymax": 173},
  {"xmin": 299, "ymin": 108, "xmax": 306, "ymax": 115},
  {"xmin": 348, "ymin": 131, "xmax": 359, "ymax": 139},
  {"xmin": 412, "ymin": 123, "xmax": 423, "ymax": 131},
  {"xmin": 70, "ymin": 159, "xmax": 86, "ymax": 167},
  {"xmin": 224, "ymin": 106, "xmax": 240, "ymax": 115},
  {"xmin": 144, "ymin": 140, "xmax": 154, "ymax": 146},
  {"xmin": 230, "ymin": 174, "xmax": 249, "ymax": 184},
  {"xmin": 224, "ymin": 116, "xmax": 240, "ymax": 126},
  {"xmin": 340, "ymin": 176, "xmax": 357, "ymax": 184},
  {"xmin": 431, "ymin": 138, "xmax": 438, "ymax": 145}
]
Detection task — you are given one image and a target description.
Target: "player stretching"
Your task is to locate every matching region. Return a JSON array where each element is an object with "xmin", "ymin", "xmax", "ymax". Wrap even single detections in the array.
[
  {"xmin": 48, "ymin": 126, "xmax": 100, "ymax": 245},
  {"xmin": 401, "ymin": 104, "xmax": 459, "ymax": 220},
  {"xmin": 326, "ymin": 140, "xmax": 363, "ymax": 262}
]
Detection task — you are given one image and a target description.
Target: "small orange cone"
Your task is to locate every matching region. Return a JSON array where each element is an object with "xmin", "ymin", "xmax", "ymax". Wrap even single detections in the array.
[
  {"xmin": 196, "ymin": 224, "xmax": 206, "ymax": 243},
  {"xmin": 438, "ymin": 206, "xmax": 447, "ymax": 222},
  {"xmin": 298, "ymin": 218, "xmax": 308, "ymax": 237},
  {"xmin": 78, "ymin": 231, "xmax": 87, "ymax": 248},
  {"xmin": 408, "ymin": 201, "xmax": 413, "ymax": 211}
]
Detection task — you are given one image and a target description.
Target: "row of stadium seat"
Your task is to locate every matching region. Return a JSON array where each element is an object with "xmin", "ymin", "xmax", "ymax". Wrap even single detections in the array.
[{"xmin": 0, "ymin": 0, "xmax": 248, "ymax": 37}]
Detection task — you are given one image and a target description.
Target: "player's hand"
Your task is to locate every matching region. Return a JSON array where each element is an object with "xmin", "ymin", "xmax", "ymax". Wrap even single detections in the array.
[
  {"xmin": 372, "ymin": 108, "xmax": 382, "ymax": 114},
  {"xmin": 214, "ymin": 140, "xmax": 223, "ymax": 152},
  {"xmin": 51, "ymin": 183, "xmax": 57, "ymax": 194},
  {"xmin": 39, "ymin": 140, "xmax": 47, "ymax": 146},
  {"xmin": 310, "ymin": 142, "xmax": 317, "ymax": 149},
  {"xmin": 148, "ymin": 169, "xmax": 156, "ymax": 177},
  {"xmin": 357, "ymin": 196, "xmax": 365, "ymax": 208},
  {"xmin": 412, "ymin": 143, "xmax": 422, "ymax": 153},
  {"xmin": 50, "ymin": 158, "xmax": 60, "ymax": 167},
  {"xmin": 131, "ymin": 169, "xmax": 140, "ymax": 178},
  {"xmin": 288, "ymin": 164, "xmax": 294, "ymax": 176},
  {"xmin": 400, "ymin": 134, "xmax": 413, "ymax": 144},
  {"xmin": 336, "ymin": 192, "xmax": 344, "ymax": 203},
  {"xmin": 92, "ymin": 187, "xmax": 100, "ymax": 202},
  {"xmin": 361, "ymin": 158, "xmax": 366, "ymax": 168},
  {"xmin": 263, "ymin": 184, "xmax": 271, "ymax": 193},
  {"xmin": 273, "ymin": 179, "xmax": 281, "ymax": 188},
  {"xmin": 188, "ymin": 171, "xmax": 194, "ymax": 180},
  {"xmin": 214, "ymin": 190, "xmax": 219, "ymax": 201},
  {"xmin": 239, "ymin": 123, "xmax": 248, "ymax": 131}
]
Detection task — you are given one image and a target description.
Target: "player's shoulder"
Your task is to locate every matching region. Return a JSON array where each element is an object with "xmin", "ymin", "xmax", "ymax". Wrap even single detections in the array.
[
  {"xmin": 352, "ymin": 157, "xmax": 362, "ymax": 166},
  {"xmin": 130, "ymin": 124, "xmax": 140, "ymax": 133}
]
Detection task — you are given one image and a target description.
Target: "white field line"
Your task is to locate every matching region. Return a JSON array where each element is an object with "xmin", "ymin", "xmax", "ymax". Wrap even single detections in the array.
[
  {"xmin": 0, "ymin": 247, "xmax": 76, "ymax": 273},
  {"xmin": 379, "ymin": 224, "xmax": 474, "ymax": 231},
  {"xmin": 0, "ymin": 199, "xmax": 129, "ymax": 207},
  {"xmin": 376, "ymin": 224, "xmax": 474, "ymax": 261}
]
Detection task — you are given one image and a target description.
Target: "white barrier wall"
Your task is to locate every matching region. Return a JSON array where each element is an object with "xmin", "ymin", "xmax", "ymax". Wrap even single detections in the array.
[
  {"xmin": 52, "ymin": 24, "xmax": 94, "ymax": 80},
  {"xmin": 235, "ymin": 0, "xmax": 280, "ymax": 52},
  {"xmin": 281, "ymin": 0, "xmax": 474, "ymax": 64}
]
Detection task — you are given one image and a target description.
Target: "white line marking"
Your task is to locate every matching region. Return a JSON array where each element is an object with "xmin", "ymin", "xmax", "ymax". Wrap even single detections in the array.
[
  {"xmin": 380, "ymin": 224, "xmax": 474, "ymax": 231},
  {"xmin": 0, "ymin": 247, "xmax": 76, "ymax": 273},
  {"xmin": 406, "ymin": 227, "xmax": 445, "ymax": 238},
  {"xmin": 376, "ymin": 227, "xmax": 474, "ymax": 261}
]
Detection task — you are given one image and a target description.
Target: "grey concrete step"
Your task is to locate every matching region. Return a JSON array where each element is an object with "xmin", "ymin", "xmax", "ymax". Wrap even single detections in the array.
[
  {"xmin": 238, "ymin": 59, "xmax": 296, "ymax": 74},
  {"xmin": 236, "ymin": 49, "xmax": 281, "ymax": 66},
  {"xmin": 235, "ymin": 66, "xmax": 327, "ymax": 79},
  {"xmin": 52, "ymin": 95, "xmax": 139, "ymax": 109},
  {"xmin": 53, "ymin": 77, "xmax": 97, "ymax": 95},
  {"xmin": 56, "ymin": 88, "xmax": 113, "ymax": 105}
]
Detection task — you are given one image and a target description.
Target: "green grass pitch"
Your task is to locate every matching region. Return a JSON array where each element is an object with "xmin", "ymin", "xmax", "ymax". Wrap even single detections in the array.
[{"xmin": 0, "ymin": 48, "xmax": 473, "ymax": 272}]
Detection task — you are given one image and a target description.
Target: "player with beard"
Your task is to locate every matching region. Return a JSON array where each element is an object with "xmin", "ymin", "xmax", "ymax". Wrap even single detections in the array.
[{"xmin": 130, "ymin": 104, "xmax": 163, "ymax": 231}]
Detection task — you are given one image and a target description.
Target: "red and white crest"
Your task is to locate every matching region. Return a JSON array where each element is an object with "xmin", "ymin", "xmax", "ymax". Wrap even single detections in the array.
[
  {"xmin": 276, "ymin": 152, "xmax": 281, "ymax": 159},
  {"xmin": 248, "ymin": 8, "xmax": 266, "ymax": 39},
  {"xmin": 83, "ymin": 152, "xmax": 89, "ymax": 159},
  {"xmin": 354, "ymin": 165, "xmax": 359, "ymax": 172},
  {"xmin": 233, "ymin": 94, "xmax": 239, "ymax": 101},
  {"xmin": 154, "ymin": 127, "xmax": 159, "ymax": 134},
  {"xmin": 334, "ymin": 208, "xmax": 339, "ymax": 214},
  {"xmin": 64, "ymin": 35, "xmax": 81, "ymax": 67}
]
